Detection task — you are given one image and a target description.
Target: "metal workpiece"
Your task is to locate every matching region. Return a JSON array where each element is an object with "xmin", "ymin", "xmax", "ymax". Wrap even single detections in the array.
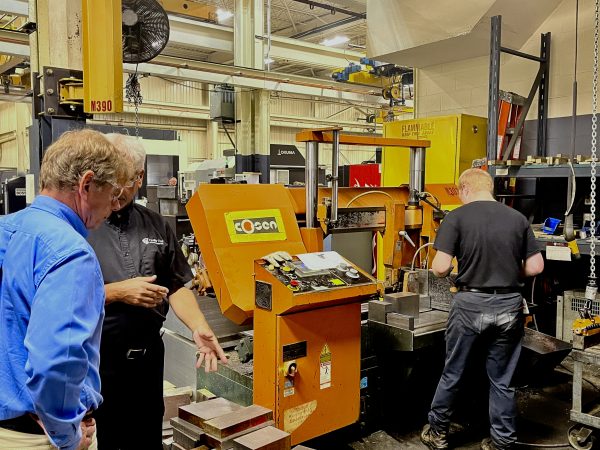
[
  {"xmin": 408, "ymin": 147, "xmax": 426, "ymax": 205},
  {"xmin": 305, "ymin": 141, "xmax": 319, "ymax": 228},
  {"xmin": 367, "ymin": 295, "xmax": 447, "ymax": 351},
  {"xmin": 385, "ymin": 292, "xmax": 420, "ymax": 318},
  {"xmin": 330, "ymin": 129, "xmax": 340, "ymax": 226},
  {"xmin": 367, "ymin": 300, "xmax": 394, "ymax": 323},
  {"xmin": 368, "ymin": 313, "xmax": 447, "ymax": 352}
]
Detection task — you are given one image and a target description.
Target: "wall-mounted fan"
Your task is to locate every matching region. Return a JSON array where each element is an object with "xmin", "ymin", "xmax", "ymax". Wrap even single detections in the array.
[{"xmin": 122, "ymin": 0, "xmax": 170, "ymax": 63}]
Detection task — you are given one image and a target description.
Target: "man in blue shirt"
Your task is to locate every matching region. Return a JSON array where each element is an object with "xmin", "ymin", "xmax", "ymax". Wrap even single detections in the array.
[{"xmin": 0, "ymin": 129, "xmax": 132, "ymax": 450}]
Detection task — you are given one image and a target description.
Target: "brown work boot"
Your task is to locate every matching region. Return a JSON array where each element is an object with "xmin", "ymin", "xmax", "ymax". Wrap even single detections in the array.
[
  {"xmin": 420, "ymin": 424, "xmax": 448, "ymax": 449},
  {"xmin": 480, "ymin": 437, "xmax": 501, "ymax": 450}
]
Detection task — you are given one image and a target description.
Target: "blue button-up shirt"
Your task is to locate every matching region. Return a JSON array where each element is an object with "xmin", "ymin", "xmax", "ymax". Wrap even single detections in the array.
[{"xmin": 0, "ymin": 196, "xmax": 104, "ymax": 450}]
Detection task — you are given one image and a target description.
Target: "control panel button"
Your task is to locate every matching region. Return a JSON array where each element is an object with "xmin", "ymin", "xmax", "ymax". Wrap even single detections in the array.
[
  {"xmin": 290, "ymin": 280, "xmax": 300, "ymax": 287},
  {"xmin": 346, "ymin": 269, "xmax": 359, "ymax": 279}
]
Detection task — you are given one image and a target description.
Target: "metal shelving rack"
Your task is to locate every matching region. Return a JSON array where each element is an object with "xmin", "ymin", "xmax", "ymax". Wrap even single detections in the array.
[
  {"xmin": 492, "ymin": 164, "xmax": 595, "ymax": 255},
  {"xmin": 487, "ymin": 15, "xmax": 551, "ymax": 161},
  {"xmin": 489, "ymin": 164, "xmax": 593, "ymax": 178}
]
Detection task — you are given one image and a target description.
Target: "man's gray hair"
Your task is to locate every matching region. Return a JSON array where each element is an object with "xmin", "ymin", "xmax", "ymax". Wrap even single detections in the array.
[{"xmin": 104, "ymin": 133, "xmax": 146, "ymax": 172}]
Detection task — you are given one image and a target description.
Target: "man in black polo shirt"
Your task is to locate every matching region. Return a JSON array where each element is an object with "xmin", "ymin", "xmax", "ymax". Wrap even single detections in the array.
[
  {"xmin": 88, "ymin": 134, "xmax": 227, "ymax": 450},
  {"xmin": 420, "ymin": 168, "xmax": 544, "ymax": 450}
]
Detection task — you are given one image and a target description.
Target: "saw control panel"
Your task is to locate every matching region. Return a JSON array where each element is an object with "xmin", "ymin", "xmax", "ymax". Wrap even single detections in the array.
[{"xmin": 262, "ymin": 258, "xmax": 372, "ymax": 293}]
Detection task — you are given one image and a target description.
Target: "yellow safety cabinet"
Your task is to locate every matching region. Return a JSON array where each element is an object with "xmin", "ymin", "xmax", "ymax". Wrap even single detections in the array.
[{"xmin": 382, "ymin": 114, "xmax": 487, "ymax": 186}]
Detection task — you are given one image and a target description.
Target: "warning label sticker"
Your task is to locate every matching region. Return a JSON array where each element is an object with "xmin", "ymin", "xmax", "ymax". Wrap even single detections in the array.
[
  {"xmin": 320, "ymin": 343, "xmax": 331, "ymax": 389},
  {"xmin": 284, "ymin": 387, "xmax": 295, "ymax": 397}
]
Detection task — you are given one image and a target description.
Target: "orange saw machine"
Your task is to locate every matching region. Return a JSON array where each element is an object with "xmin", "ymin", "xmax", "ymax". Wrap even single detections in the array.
[{"xmin": 186, "ymin": 128, "xmax": 456, "ymax": 445}]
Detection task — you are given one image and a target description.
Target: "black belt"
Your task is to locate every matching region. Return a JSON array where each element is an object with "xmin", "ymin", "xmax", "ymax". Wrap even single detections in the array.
[
  {"xmin": 459, "ymin": 287, "xmax": 517, "ymax": 294},
  {"xmin": 0, "ymin": 414, "xmax": 45, "ymax": 435}
]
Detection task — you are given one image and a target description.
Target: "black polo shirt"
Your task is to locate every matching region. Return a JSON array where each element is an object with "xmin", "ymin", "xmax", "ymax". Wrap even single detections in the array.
[
  {"xmin": 88, "ymin": 202, "xmax": 193, "ymax": 342},
  {"xmin": 433, "ymin": 200, "xmax": 539, "ymax": 289}
]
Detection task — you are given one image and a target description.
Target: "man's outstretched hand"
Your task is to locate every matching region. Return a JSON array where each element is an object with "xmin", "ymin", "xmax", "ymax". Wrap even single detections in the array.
[{"xmin": 193, "ymin": 328, "xmax": 228, "ymax": 372}]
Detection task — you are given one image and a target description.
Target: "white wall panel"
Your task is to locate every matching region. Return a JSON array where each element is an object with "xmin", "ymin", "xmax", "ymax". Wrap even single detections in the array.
[{"xmin": 416, "ymin": 0, "xmax": 595, "ymax": 119}]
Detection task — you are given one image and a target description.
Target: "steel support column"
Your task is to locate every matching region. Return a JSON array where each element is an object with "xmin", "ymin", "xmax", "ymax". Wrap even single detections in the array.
[
  {"xmin": 28, "ymin": 0, "xmax": 85, "ymax": 192},
  {"xmin": 234, "ymin": 0, "xmax": 269, "ymax": 156},
  {"xmin": 487, "ymin": 15, "xmax": 501, "ymax": 161},
  {"xmin": 330, "ymin": 130, "xmax": 340, "ymax": 225},
  {"xmin": 538, "ymin": 32, "xmax": 551, "ymax": 157},
  {"xmin": 206, "ymin": 116, "xmax": 219, "ymax": 159},
  {"xmin": 253, "ymin": 89, "xmax": 271, "ymax": 155},
  {"xmin": 305, "ymin": 141, "xmax": 319, "ymax": 228}
]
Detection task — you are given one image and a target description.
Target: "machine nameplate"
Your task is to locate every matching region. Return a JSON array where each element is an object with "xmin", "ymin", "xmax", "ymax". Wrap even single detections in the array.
[
  {"xmin": 225, "ymin": 209, "xmax": 287, "ymax": 243},
  {"xmin": 282, "ymin": 341, "xmax": 307, "ymax": 362},
  {"xmin": 90, "ymin": 100, "xmax": 114, "ymax": 112},
  {"xmin": 255, "ymin": 281, "xmax": 272, "ymax": 310}
]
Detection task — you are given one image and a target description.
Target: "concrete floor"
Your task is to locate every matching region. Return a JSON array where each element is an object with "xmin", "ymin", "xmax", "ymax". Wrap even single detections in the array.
[{"xmin": 305, "ymin": 356, "xmax": 600, "ymax": 449}]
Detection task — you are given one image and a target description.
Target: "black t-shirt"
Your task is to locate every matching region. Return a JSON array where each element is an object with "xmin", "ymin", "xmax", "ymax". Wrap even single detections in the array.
[
  {"xmin": 433, "ymin": 200, "xmax": 539, "ymax": 289},
  {"xmin": 87, "ymin": 202, "xmax": 193, "ymax": 341}
]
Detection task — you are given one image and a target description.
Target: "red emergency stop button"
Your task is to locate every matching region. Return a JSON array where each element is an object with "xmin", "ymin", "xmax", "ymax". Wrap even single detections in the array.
[{"xmin": 290, "ymin": 280, "xmax": 300, "ymax": 287}]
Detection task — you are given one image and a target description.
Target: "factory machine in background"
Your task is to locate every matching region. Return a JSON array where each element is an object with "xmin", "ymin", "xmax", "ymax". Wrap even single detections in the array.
[
  {"xmin": 184, "ymin": 128, "xmax": 445, "ymax": 444},
  {"xmin": 186, "ymin": 183, "xmax": 378, "ymax": 445},
  {"xmin": 166, "ymin": 123, "xmax": 570, "ymax": 439}
]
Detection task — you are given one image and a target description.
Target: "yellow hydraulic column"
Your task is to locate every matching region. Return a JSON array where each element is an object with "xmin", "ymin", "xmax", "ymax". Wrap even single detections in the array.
[{"xmin": 82, "ymin": 0, "xmax": 123, "ymax": 113}]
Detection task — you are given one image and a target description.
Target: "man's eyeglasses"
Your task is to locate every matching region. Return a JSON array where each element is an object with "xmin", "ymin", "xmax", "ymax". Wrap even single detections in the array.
[
  {"xmin": 108, "ymin": 182, "xmax": 125, "ymax": 204},
  {"xmin": 108, "ymin": 172, "xmax": 142, "ymax": 203}
]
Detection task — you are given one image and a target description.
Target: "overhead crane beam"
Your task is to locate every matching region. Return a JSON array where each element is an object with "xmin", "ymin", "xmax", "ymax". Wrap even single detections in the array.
[
  {"xmin": 0, "ymin": 29, "xmax": 29, "ymax": 58},
  {"xmin": 125, "ymin": 55, "xmax": 383, "ymax": 104},
  {"xmin": 167, "ymin": 15, "xmax": 364, "ymax": 70}
]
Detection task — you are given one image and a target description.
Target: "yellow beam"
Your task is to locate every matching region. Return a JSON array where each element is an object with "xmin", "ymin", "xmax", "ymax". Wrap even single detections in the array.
[
  {"xmin": 159, "ymin": 0, "xmax": 216, "ymax": 20},
  {"xmin": 82, "ymin": 0, "xmax": 123, "ymax": 113},
  {"xmin": 296, "ymin": 129, "xmax": 430, "ymax": 148}
]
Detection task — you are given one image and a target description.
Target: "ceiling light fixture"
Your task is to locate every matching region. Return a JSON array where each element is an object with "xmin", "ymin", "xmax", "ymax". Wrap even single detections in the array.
[
  {"xmin": 320, "ymin": 36, "xmax": 350, "ymax": 47},
  {"xmin": 216, "ymin": 8, "xmax": 233, "ymax": 22}
]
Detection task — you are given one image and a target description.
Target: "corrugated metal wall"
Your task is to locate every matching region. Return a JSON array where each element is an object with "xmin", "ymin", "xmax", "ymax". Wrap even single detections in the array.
[
  {"xmin": 1, "ymin": 77, "xmax": 391, "ymax": 171},
  {"xmin": 0, "ymin": 102, "xmax": 30, "ymax": 171},
  {"xmin": 138, "ymin": 77, "xmax": 208, "ymax": 106}
]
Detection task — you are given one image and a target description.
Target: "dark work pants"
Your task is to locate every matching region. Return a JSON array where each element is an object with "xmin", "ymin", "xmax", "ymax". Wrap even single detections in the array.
[
  {"xmin": 428, "ymin": 292, "xmax": 524, "ymax": 450},
  {"xmin": 95, "ymin": 334, "xmax": 165, "ymax": 450}
]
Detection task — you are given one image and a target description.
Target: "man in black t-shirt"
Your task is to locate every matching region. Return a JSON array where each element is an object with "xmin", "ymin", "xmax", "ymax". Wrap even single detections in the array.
[
  {"xmin": 88, "ymin": 134, "xmax": 227, "ymax": 450},
  {"xmin": 420, "ymin": 168, "xmax": 544, "ymax": 450}
]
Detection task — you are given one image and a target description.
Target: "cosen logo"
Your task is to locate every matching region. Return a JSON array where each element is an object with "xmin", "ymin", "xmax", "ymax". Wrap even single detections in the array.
[
  {"xmin": 225, "ymin": 209, "xmax": 287, "ymax": 243},
  {"xmin": 234, "ymin": 218, "xmax": 279, "ymax": 234}
]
